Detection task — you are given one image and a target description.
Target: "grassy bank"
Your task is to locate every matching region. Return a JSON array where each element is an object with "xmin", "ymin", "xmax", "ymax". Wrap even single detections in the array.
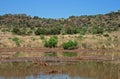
[
  {"xmin": 0, "ymin": 29, "xmax": 120, "ymax": 63},
  {"xmin": 0, "ymin": 31, "xmax": 120, "ymax": 50}
]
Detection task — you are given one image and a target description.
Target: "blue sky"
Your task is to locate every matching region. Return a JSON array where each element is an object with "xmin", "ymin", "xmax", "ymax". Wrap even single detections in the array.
[{"xmin": 0, "ymin": 0, "xmax": 120, "ymax": 18}]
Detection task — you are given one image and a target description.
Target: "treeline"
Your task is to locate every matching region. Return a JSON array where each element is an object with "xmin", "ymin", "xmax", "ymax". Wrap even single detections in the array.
[{"xmin": 0, "ymin": 10, "xmax": 120, "ymax": 35}]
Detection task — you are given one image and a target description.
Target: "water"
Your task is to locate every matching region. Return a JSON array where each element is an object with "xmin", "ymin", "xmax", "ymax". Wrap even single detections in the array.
[{"xmin": 0, "ymin": 61, "xmax": 119, "ymax": 79}]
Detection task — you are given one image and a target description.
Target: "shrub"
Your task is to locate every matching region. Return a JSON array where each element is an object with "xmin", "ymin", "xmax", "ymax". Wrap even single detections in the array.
[
  {"xmin": 35, "ymin": 28, "xmax": 46, "ymax": 35},
  {"xmin": 40, "ymin": 35, "xmax": 45, "ymax": 40},
  {"xmin": 78, "ymin": 34, "xmax": 84, "ymax": 40},
  {"xmin": 12, "ymin": 27, "xmax": 28, "ymax": 35},
  {"xmin": 31, "ymin": 37, "xmax": 36, "ymax": 41},
  {"xmin": 62, "ymin": 40, "xmax": 78, "ymax": 50},
  {"xmin": 27, "ymin": 30, "xmax": 33, "ymax": 35},
  {"xmin": 79, "ymin": 27, "xmax": 87, "ymax": 35},
  {"xmin": 1, "ymin": 28, "xmax": 10, "ymax": 32},
  {"xmin": 91, "ymin": 26, "xmax": 104, "ymax": 34},
  {"xmin": 106, "ymin": 26, "xmax": 119, "ymax": 32},
  {"xmin": 11, "ymin": 37, "xmax": 21, "ymax": 46},
  {"xmin": 103, "ymin": 33, "xmax": 109, "ymax": 37},
  {"xmin": 12, "ymin": 28, "xmax": 20, "ymax": 34},
  {"xmin": 66, "ymin": 27, "xmax": 75, "ymax": 34},
  {"xmin": 20, "ymin": 28, "xmax": 26, "ymax": 35},
  {"xmin": 44, "ymin": 36, "xmax": 58, "ymax": 48},
  {"xmin": 35, "ymin": 27, "xmax": 61, "ymax": 35}
]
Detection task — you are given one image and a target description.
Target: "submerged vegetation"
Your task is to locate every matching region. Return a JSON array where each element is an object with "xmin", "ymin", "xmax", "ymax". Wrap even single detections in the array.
[{"xmin": 62, "ymin": 52, "xmax": 77, "ymax": 57}]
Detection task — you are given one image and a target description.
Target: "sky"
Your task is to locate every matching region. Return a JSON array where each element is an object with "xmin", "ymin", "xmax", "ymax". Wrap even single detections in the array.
[{"xmin": 0, "ymin": 0, "xmax": 120, "ymax": 18}]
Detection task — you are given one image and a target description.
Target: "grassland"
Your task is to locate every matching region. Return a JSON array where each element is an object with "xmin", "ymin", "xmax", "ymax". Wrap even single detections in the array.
[
  {"xmin": 0, "ymin": 31, "xmax": 120, "ymax": 50},
  {"xmin": 0, "ymin": 30, "xmax": 120, "ymax": 63}
]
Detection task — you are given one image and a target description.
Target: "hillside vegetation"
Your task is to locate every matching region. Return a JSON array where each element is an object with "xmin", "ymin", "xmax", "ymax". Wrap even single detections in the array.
[
  {"xmin": 0, "ymin": 11, "xmax": 120, "ymax": 50},
  {"xmin": 0, "ymin": 10, "xmax": 120, "ymax": 35}
]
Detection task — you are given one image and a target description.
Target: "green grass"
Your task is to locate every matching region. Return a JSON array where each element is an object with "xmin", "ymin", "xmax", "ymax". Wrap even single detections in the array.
[
  {"xmin": 31, "ymin": 37, "xmax": 36, "ymax": 41},
  {"xmin": 62, "ymin": 52, "xmax": 77, "ymax": 57},
  {"xmin": 40, "ymin": 35, "xmax": 45, "ymax": 40}
]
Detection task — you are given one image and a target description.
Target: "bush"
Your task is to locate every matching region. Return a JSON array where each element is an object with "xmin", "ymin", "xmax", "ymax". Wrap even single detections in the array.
[
  {"xmin": 11, "ymin": 37, "xmax": 21, "ymax": 46},
  {"xmin": 91, "ymin": 26, "xmax": 104, "ymax": 34},
  {"xmin": 40, "ymin": 35, "xmax": 45, "ymax": 40},
  {"xmin": 35, "ymin": 28, "xmax": 46, "ymax": 35},
  {"xmin": 78, "ymin": 35, "xmax": 84, "ymax": 40},
  {"xmin": 27, "ymin": 30, "xmax": 33, "ymax": 35},
  {"xmin": 12, "ymin": 28, "xmax": 20, "ymax": 34},
  {"xmin": 19, "ymin": 28, "xmax": 26, "ymax": 35},
  {"xmin": 62, "ymin": 40, "xmax": 78, "ymax": 50},
  {"xmin": 31, "ymin": 37, "xmax": 36, "ymax": 41},
  {"xmin": 103, "ymin": 33, "xmax": 109, "ymax": 37},
  {"xmin": 44, "ymin": 36, "xmax": 58, "ymax": 48},
  {"xmin": 35, "ymin": 27, "xmax": 61, "ymax": 35},
  {"xmin": 12, "ymin": 27, "xmax": 28, "ymax": 35},
  {"xmin": 78, "ymin": 27, "xmax": 87, "ymax": 35},
  {"xmin": 1, "ymin": 28, "xmax": 10, "ymax": 32}
]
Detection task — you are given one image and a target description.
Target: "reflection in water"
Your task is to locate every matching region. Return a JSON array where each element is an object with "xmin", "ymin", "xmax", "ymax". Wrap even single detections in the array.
[
  {"xmin": 25, "ymin": 74, "xmax": 94, "ymax": 79},
  {"xmin": 0, "ymin": 62, "xmax": 119, "ymax": 79},
  {"xmin": 0, "ymin": 74, "xmax": 94, "ymax": 79}
]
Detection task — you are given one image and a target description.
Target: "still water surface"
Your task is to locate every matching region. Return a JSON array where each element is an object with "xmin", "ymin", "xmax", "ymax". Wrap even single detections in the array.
[{"xmin": 0, "ymin": 62, "xmax": 119, "ymax": 79}]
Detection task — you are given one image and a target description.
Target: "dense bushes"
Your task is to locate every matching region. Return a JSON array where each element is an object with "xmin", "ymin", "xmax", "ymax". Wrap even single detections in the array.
[
  {"xmin": 66, "ymin": 27, "xmax": 77, "ymax": 34},
  {"xmin": 44, "ymin": 36, "xmax": 58, "ymax": 48},
  {"xmin": 44, "ymin": 36, "xmax": 78, "ymax": 49},
  {"xmin": 12, "ymin": 27, "xmax": 33, "ymax": 35},
  {"xmin": 10, "ymin": 25, "xmax": 119, "ymax": 36},
  {"xmin": 1, "ymin": 11, "xmax": 120, "ymax": 35},
  {"xmin": 78, "ymin": 27, "xmax": 87, "ymax": 35},
  {"xmin": 90, "ymin": 26, "xmax": 104, "ymax": 34},
  {"xmin": 62, "ymin": 40, "xmax": 78, "ymax": 50},
  {"xmin": 12, "ymin": 28, "xmax": 20, "ymax": 34},
  {"xmin": 35, "ymin": 27, "xmax": 61, "ymax": 35}
]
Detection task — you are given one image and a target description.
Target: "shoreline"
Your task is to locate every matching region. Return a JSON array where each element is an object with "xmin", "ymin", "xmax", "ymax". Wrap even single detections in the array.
[
  {"xmin": 0, "ymin": 47, "xmax": 120, "ymax": 64},
  {"xmin": 0, "ymin": 56, "xmax": 119, "ymax": 65},
  {"xmin": 0, "ymin": 47, "xmax": 119, "ymax": 53}
]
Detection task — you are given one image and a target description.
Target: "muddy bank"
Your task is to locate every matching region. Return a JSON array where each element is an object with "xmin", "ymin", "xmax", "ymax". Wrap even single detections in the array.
[
  {"xmin": 0, "ymin": 47, "xmax": 120, "ymax": 64},
  {"xmin": 0, "ymin": 56, "xmax": 119, "ymax": 65},
  {"xmin": 0, "ymin": 47, "xmax": 119, "ymax": 53}
]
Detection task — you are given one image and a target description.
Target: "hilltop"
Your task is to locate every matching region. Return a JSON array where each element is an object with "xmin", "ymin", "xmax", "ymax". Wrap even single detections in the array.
[{"xmin": 0, "ymin": 10, "xmax": 120, "ymax": 35}]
